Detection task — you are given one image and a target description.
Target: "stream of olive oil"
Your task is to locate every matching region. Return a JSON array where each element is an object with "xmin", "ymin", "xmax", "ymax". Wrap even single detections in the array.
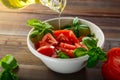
[{"xmin": 58, "ymin": 13, "xmax": 61, "ymax": 29}]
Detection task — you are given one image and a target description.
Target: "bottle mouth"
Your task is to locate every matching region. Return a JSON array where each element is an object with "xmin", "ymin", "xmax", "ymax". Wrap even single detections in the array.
[{"xmin": 40, "ymin": 0, "xmax": 67, "ymax": 13}]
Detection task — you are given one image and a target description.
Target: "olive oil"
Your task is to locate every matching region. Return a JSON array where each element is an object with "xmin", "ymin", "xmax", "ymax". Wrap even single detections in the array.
[
  {"xmin": 0, "ymin": 0, "xmax": 66, "ymax": 29},
  {"xmin": 0, "ymin": 0, "xmax": 66, "ymax": 13}
]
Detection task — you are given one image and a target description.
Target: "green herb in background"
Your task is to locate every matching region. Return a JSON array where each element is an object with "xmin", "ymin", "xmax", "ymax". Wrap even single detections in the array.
[
  {"xmin": 0, "ymin": 54, "xmax": 18, "ymax": 80},
  {"xmin": 27, "ymin": 19, "xmax": 53, "ymax": 43}
]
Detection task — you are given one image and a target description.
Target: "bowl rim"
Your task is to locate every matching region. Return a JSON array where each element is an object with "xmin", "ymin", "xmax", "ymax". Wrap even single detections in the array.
[{"xmin": 27, "ymin": 17, "xmax": 105, "ymax": 61}]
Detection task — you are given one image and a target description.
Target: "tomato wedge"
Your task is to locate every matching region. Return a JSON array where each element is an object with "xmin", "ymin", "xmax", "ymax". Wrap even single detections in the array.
[
  {"xmin": 55, "ymin": 33, "xmax": 71, "ymax": 44},
  {"xmin": 42, "ymin": 33, "xmax": 58, "ymax": 45},
  {"xmin": 60, "ymin": 48, "xmax": 74, "ymax": 58},
  {"xmin": 37, "ymin": 45, "xmax": 55, "ymax": 57},
  {"xmin": 59, "ymin": 42, "xmax": 76, "ymax": 50},
  {"xmin": 53, "ymin": 30, "xmax": 79, "ymax": 44}
]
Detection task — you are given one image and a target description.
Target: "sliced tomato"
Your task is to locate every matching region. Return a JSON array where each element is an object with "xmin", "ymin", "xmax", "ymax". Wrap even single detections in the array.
[
  {"xmin": 51, "ymin": 52, "xmax": 58, "ymax": 58},
  {"xmin": 37, "ymin": 45, "xmax": 55, "ymax": 57},
  {"xmin": 53, "ymin": 30, "xmax": 70, "ymax": 37},
  {"xmin": 60, "ymin": 48, "xmax": 74, "ymax": 58},
  {"xmin": 60, "ymin": 42, "xmax": 76, "ymax": 50},
  {"xmin": 56, "ymin": 33, "xmax": 71, "ymax": 44},
  {"xmin": 69, "ymin": 31, "xmax": 79, "ymax": 43},
  {"xmin": 53, "ymin": 30, "xmax": 79, "ymax": 44},
  {"xmin": 42, "ymin": 33, "xmax": 58, "ymax": 46}
]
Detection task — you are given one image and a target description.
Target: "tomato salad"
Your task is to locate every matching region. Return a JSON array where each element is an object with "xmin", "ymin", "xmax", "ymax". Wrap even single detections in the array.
[
  {"xmin": 35, "ymin": 30, "xmax": 87, "ymax": 58},
  {"xmin": 27, "ymin": 17, "xmax": 106, "ymax": 67}
]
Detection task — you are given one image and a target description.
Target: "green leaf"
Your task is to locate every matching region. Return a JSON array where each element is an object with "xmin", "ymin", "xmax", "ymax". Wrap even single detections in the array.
[
  {"xmin": 27, "ymin": 19, "xmax": 43, "ymax": 29},
  {"xmin": 73, "ymin": 17, "xmax": 80, "ymax": 26},
  {"xmin": 74, "ymin": 48, "xmax": 87, "ymax": 57},
  {"xmin": 58, "ymin": 51, "xmax": 70, "ymax": 59},
  {"xmin": 82, "ymin": 37, "xmax": 97, "ymax": 49},
  {"xmin": 0, "ymin": 54, "xmax": 18, "ymax": 71},
  {"xmin": 96, "ymin": 47, "xmax": 107, "ymax": 61},
  {"xmin": 73, "ymin": 25, "xmax": 80, "ymax": 38},
  {"xmin": 87, "ymin": 47, "xmax": 107, "ymax": 68},
  {"xmin": 30, "ymin": 30, "xmax": 39, "ymax": 38},
  {"xmin": 27, "ymin": 19, "xmax": 54, "ymax": 43},
  {"xmin": 87, "ymin": 54, "xmax": 98, "ymax": 68},
  {"xmin": 43, "ymin": 22, "xmax": 53, "ymax": 29},
  {"xmin": 78, "ymin": 24, "xmax": 91, "ymax": 36},
  {"xmin": 0, "ymin": 70, "xmax": 18, "ymax": 80}
]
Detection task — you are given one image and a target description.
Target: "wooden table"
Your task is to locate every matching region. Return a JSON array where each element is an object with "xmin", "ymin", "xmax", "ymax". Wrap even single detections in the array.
[{"xmin": 0, "ymin": 0, "xmax": 120, "ymax": 80}]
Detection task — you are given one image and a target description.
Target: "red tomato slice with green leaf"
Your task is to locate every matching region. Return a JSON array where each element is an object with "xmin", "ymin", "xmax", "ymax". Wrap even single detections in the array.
[
  {"xmin": 37, "ymin": 45, "xmax": 55, "ymax": 57},
  {"xmin": 60, "ymin": 48, "xmax": 74, "ymax": 58},
  {"xmin": 102, "ymin": 47, "xmax": 120, "ymax": 80}
]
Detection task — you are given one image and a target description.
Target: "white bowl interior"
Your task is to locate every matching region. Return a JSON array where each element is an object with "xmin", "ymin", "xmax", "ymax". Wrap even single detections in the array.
[{"xmin": 27, "ymin": 17, "xmax": 105, "ymax": 73}]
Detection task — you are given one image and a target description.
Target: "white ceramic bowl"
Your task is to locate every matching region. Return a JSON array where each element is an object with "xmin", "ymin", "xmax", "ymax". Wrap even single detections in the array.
[{"xmin": 27, "ymin": 17, "xmax": 105, "ymax": 74}]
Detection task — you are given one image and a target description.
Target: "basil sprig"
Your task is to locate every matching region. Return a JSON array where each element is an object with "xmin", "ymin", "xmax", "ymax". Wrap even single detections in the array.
[
  {"xmin": 73, "ymin": 37, "xmax": 107, "ymax": 68},
  {"xmin": 0, "ymin": 54, "xmax": 18, "ymax": 80},
  {"xmin": 27, "ymin": 19, "xmax": 53, "ymax": 43}
]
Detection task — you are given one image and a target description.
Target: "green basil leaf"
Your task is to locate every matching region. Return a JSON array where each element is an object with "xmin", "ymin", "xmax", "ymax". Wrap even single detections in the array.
[
  {"xmin": 0, "ymin": 54, "xmax": 18, "ymax": 71},
  {"xmin": 58, "ymin": 51, "xmax": 70, "ymax": 59},
  {"xmin": 87, "ymin": 47, "xmax": 107, "ymax": 68},
  {"xmin": 73, "ymin": 17, "xmax": 80, "ymax": 26},
  {"xmin": 82, "ymin": 37, "xmax": 97, "ymax": 49},
  {"xmin": 78, "ymin": 24, "xmax": 91, "ymax": 36},
  {"xmin": 74, "ymin": 48, "xmax": 87, "ymax": 57},
  {"xmin": 96, "ymin": 47, "xmax": 107, "ymax": 61},
  {"xmin": 87, "ymin": 54, "xmax": 99, "ymax": 68},
  {"xmin": 30, "ymin": 30, "xmax": 39, "ymax": 38},
  {"xmin": 0, "ymin": 70, "xmax": 18, "ymax": 80}
]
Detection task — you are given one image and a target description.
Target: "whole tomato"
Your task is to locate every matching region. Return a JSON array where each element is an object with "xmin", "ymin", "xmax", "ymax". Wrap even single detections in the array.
[{"xmin": 102, "ymin": 47, "xmax": 120, "ymax": 80}]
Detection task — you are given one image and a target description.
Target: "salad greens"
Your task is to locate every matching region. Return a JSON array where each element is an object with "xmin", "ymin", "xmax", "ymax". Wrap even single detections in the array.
[
  {"xmin": 27, "ymin": 19, "xmax": 53, "ymax": 43},
  {"xmin": 0, "ymin": 54, "xmax": 18, "ymax": 80}
]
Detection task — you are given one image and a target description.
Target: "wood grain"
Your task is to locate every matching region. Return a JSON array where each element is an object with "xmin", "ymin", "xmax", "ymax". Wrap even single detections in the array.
[{"xmin": 0, "ymin": 0, "xmax": 120, "ymax": 80}]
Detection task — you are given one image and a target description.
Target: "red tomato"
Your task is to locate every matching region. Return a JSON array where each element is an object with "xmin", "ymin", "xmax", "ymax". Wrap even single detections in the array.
[
  {"xmin": 37, "ymin": 45, "xmax": 55, "ymax": 57},
  {"xmin": 59, "ymin": 42, "xmax": 76, "ymax": 50},
  {"xmin": 42, "ymin": 33, "xmax": 58, "ymax": 46},
  {"xmin": 53, "ymin": 30, "xmax": 79, "ymax": 44},
  {"xmin": 37, "ymin": 41, "xmax": 50, "ymax": 49},
  {"xmin": 60, "ymin": 48, "xmax": 74, "ymax": 58},
  {"xmin": 55, "ymin": 33, "xmax": 71, "ymax": 44},
  {"xmin": 69, "ymin": 31, "xmax": 79, "ymax": 43},
  {"xmin": 102, "ymin": 47, "xmax": 120, "ymax": 80},
  {"xmin": 51, "ymin": 52, "xmax": 58, "ymax": 58}
]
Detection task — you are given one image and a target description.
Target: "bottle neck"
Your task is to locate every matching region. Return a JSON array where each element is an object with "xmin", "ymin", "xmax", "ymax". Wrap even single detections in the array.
[{"xmin": 35, "ymin": 0, "xmax": 41, "ymax": 4}]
